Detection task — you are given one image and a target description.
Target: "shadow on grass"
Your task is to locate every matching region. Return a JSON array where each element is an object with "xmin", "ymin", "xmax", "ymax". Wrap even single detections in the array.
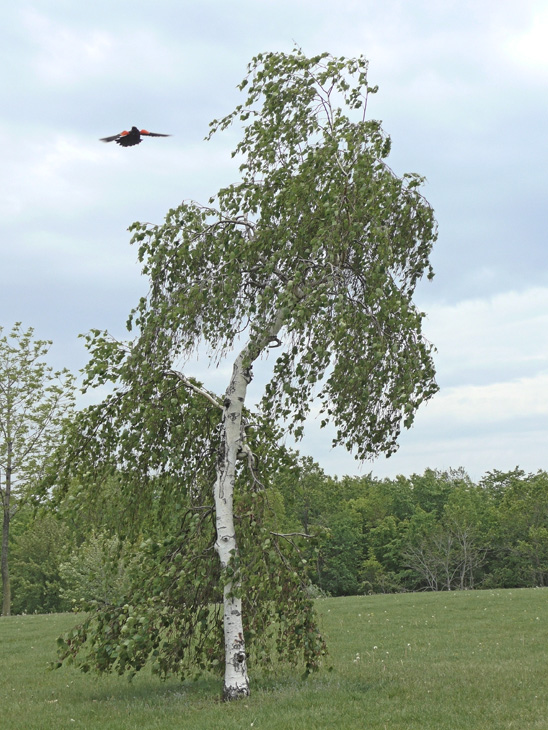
[
  {"xmin": 64, "ymin": 670, "xmax": 224, "ymax": 707},
  {"xmin": 66, "ymin": 665, "xmax": 374, "ymax": 709}
]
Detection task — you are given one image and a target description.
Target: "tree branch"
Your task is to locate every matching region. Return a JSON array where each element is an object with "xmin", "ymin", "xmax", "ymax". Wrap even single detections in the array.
[{"xmin": 167, "ymin": 370, "xmax": 223, "ymax": 410}]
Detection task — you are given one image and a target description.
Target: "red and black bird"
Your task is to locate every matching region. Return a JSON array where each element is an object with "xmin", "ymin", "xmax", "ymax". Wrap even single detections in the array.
[{"xmin": 100, "ymin": 126, "xmax": 171, "ymax": 147}]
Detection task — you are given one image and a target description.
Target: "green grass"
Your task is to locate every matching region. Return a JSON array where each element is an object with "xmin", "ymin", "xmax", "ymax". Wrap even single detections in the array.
[{"xmin": 2, "ymin": 588, "xmax": 548, "ymax": 729}]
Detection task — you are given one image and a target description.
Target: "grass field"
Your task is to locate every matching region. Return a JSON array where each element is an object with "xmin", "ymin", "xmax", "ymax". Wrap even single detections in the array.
[{"xmin": 1, "ymin": 588, "xmax": 547, "ymax": 729}]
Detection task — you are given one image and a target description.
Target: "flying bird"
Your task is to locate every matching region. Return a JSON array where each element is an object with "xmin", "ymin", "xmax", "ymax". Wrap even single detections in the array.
[{"xmin": 100, "ymin": 126, "xmax": 171, "ymax": 147}]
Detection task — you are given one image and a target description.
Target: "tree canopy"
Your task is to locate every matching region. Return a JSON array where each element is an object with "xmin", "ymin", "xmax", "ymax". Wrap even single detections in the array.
[
  {"xmin": 118, "ymin": 49, "xmax": 438, "ymax": 458},
  {"xmin": 55, "ymin": 49, "xmax": 438, "ymax": 699}
]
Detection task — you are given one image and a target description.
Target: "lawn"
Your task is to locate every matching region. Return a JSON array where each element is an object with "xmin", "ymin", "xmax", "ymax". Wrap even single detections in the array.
[{"xmin": 1, "ymin": 588, "xmax": 547, "ymax": 729}]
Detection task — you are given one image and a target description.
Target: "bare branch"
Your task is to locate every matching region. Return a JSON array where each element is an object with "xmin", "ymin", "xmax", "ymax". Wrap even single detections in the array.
[{"xmin": 167, "ymin": 370, "xmax": 222, "ymax": 410}]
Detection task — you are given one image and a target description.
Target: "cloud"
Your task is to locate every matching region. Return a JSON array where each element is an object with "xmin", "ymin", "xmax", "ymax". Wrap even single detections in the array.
[
  {"xmin": 421, "ymin": 373, "xmax": 548, "ymax": 427},
  {"xmin": 17, "ymin": 5, "xmax": 254, "ymax": 97},
  {"xmin": 21, "ymin": 10, "xmax": 115, "ymax": 86},
  {"xmin": 370, "ymin": 427, "xmax": 548, "ymax": 481},
  {"xmin": 423, "ymin": 287, "xmax": 548, "ymax": 385},
  {"xmin": 503, "ymin": 4, "xmax": 548, "ymax": 78},
  {"xmin": 0, "ymin": 133, "xmax": 112, "ymax": 222}
]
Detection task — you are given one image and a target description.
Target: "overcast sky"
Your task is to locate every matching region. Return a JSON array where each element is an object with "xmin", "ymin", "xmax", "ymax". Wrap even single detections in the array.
[{"xmin": 1, "ymin": 0, "xmax": 546, "ymax": 481}]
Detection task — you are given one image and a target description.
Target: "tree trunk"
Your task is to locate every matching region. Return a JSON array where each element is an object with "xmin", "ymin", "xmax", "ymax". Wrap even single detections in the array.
[
  {"xmin": 214, "ymin": 351, "xmax": 252, "ymax": 700},
  {"xmin": 212, "ymin": 311, "xmax": 286, "ymax": 698},
  {"xmin": 1, "ymin": 508, "xmax": 10, "ymax": 616},
  {"xmin": 1, "ymin": 466, "xmax": 11, "ymax": 616}
]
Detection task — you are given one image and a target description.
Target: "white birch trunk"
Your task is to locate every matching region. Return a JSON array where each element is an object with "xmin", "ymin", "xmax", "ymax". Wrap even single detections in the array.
[
  {"xmin": 214, "ymin": 311, "xmax": 287, "ymax": 700},
  {"xmin": 214, "ymin": 350, "xmax": 252, "ymax": 700}
]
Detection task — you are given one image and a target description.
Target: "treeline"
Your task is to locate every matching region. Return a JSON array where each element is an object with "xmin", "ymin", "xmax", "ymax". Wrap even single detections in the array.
[
  {"xmin": 276, "ymin": 461, "xmax": 548, "ymax": 595},
  {"xmin": 6, "ymin": 460, "xmax": 548, "ymax": 613}
]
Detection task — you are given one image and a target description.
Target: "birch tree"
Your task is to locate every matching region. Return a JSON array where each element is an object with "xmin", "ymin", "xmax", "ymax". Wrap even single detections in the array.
[
  {"xmin": 0, "ymin": 324, "xmax": 74, "ymax": 615},
  {"xmin": 59, "ymin": 50, "xmax": 438, "ymax": 699}
]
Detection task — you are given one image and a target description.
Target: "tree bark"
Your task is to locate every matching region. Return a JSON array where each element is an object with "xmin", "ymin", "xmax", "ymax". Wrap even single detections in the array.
[
  {"xmin": 213, "ymin": 311, "xmax": 286, "ymax": 699},
  {"xmin": 1, "ymin": 507, "xmax": 10, "ymax": 616},
  {"xmin": 1, "ymin": 461, "xmax": 11, "ymax": 616},
  {"xmin": 214, "ymin": 349, "xmax": 252, "ymax": 700}
]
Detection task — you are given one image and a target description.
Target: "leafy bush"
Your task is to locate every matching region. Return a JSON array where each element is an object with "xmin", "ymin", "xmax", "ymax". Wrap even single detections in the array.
[{"xmin": 59, "ymin": 532, "xmax": 130, "ymax": 606}]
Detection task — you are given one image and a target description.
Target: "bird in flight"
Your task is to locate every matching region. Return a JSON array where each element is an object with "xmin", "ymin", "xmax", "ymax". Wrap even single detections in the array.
[{"xmin": 100, "ymin": 126, "xmax": 171, "ymax": 147}]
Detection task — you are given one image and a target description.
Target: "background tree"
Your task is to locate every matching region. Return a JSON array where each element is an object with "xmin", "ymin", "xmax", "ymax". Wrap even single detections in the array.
[
  {"xmin": 60, "ymin": 49, "xmax": 438, "ymax": 698},
  {"xmin": 441, "ymin": 481, "xmax": 490, "ymax": 590},
  {"xmin": 483, "ymin": 469, "xmax": 548, "ymax": 587},
  {"xmin": 10, "ymin": 513, "xmax": 70, "ymax": 614},
  {"xmin": 0, "ymin": 323, "xmax": 74, "ymax": 615},
  {"xmin": 402, "ymin": 471, "xmax": 491, "ymax": 591}
]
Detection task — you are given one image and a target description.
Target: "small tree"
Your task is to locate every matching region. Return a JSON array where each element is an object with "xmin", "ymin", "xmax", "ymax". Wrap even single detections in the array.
[
  {"xmin": 11, "ymin": 513, "xmax": 70, "ymax": 614},
  {"xmin": 62, "ymin": 49, "xmax": 438, "ymax": 698},
  {"xmin": 0, "ymin": 324, "xmax": 75, "ymax": 615},
  {"xmin": 58, "ymin": 532, "xmax": 129, "ymax": 606}
]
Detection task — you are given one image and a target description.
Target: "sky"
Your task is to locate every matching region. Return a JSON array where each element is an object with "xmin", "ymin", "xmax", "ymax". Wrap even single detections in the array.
[{"xmin": 1, "ymin": 0, "xmax": 546, "ymax": 482}]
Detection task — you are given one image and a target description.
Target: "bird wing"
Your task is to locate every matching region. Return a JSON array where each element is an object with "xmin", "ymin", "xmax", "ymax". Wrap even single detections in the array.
[
  {"xmin": 99, "ymin": 131, "xmax": 127, "ymax": 143},
  {"xmin": 139, "ymin": 130, "xmax": 171, "ymax": 137}
]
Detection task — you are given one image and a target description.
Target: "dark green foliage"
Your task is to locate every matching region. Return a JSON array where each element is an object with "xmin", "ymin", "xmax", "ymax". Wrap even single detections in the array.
[
  {"xmin": 11, "ymin": 514, "xmax": 70, "ymax": 614},
  {"xmin": 50, "ymin": 368, "xmax": 221, "ymax": 536},
  {"xmin": 56, "ymin": 506, "xmax": 223, "ymax": 679},
  {"xmin": 50, "ymin": 321, "xmax": 325, "ymax": 680},
  {"xmin": 273, "ymin": 462, "xmax": 548, "ymax": 596},
  {"xmin": 314, "ymin": 510, "xmax": 362, "ymax": 595},
  {"xmin": 483, "ymin": 469, "xmax": 548, "ymax": 587},
  {"xmin": 12, "ymin": 465, "xmax": 548, "ymax": 617}
]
